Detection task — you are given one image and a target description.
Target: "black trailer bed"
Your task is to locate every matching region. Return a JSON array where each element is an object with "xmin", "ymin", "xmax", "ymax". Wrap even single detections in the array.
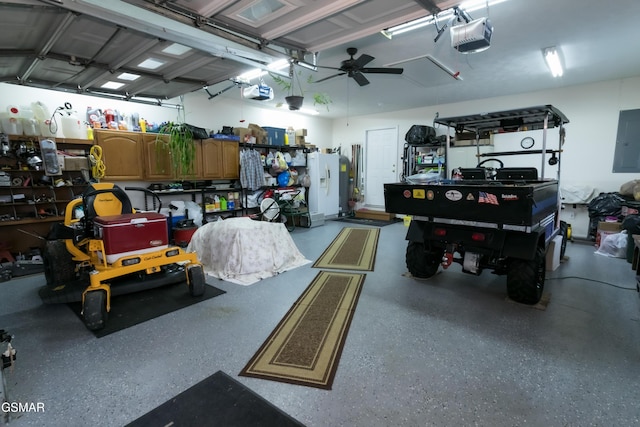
[{"xmin": 384, "ymin": 180, "xmax": 558, "ymax": 227}]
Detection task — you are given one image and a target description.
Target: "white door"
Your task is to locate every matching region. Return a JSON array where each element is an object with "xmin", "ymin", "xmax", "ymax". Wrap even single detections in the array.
[{"xmin": 365, "ymin": 127, "xmax": 399, "ymax": 208}]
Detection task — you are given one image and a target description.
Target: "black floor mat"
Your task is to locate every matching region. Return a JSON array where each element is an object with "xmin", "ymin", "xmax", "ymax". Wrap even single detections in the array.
[
  {"xmin": 125, "ymin": 370, "xmax": 305, "ymax": 427},
  {"xmin": 68, "ymin": 283, "xmax": 225, "ymax": 338}
]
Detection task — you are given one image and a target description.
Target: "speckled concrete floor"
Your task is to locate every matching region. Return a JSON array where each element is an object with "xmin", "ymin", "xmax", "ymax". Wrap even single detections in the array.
[{"xmin": 1, "ymin": 220, "xmax": 639, "ymax": 426}]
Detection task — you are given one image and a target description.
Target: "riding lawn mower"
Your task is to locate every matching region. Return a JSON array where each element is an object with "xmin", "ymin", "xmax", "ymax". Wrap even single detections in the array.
[{"xmin": 39, "ymin": 183, "xmax": 205, "ymax": 331}]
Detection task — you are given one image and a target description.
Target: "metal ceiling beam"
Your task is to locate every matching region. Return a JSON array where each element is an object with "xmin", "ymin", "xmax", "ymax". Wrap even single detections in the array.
[
  {"xmin": 19, "ymin": 11, "xmax": 77, "ymax": 81},
  {"xmin": 130, "ymin": 0, "xmax": 302, "ymax": 57},
  {"xmin": 37, "ymin": 0, "xmax": 283, "ymax": 71},
  {"xmin": 38, "ymin": 52, "xmax": 208, "ymax": 86},
  {"xmin": 414, "ymin": 0, "xmax": 442, "ymax": 15},
  {"xmin": 79, "ymin": 38, "xmax": 162, "ymax": 89}
]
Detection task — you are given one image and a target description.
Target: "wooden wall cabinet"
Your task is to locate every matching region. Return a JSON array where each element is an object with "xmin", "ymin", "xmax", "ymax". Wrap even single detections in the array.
[
  {"xmin": 96, "ymin": 131, "xmax": 239, "ymax": 181},
  {"xmin": 94, "ymin": 130, "xmax": 145, "ymax": 180},
  {"xmin": 198, "ymin": 139, "xmax": 239, "ymax": 180},
  {"xmin": 142, "ymin": 133, "xmax": 173, "ymax": 181}
]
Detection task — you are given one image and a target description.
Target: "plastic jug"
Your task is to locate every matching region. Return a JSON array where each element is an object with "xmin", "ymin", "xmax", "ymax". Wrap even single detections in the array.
[
  {"xmin": 31, "ymin": 101, "xmax": 51, "ymax": 121},
  {"xmin": 0, "ymin": 107, "xmax": 23, "ymax": 135},
  {"xmin": 32, "ymin": 102, "xmax": 56, "ymax": 137},
  {"xmin": 61, "ymin": 115, "xmax": 85, "ymax": 139}
]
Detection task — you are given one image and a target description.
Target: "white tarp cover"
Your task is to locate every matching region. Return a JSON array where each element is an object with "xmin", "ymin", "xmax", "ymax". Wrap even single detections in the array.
[{"xmin": 187, "ymin": 217, "xmax": 310, "ymax": 285}]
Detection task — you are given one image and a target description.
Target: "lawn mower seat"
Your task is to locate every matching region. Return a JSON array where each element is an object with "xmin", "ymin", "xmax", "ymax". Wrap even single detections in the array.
[{"xmin": 81, "ymin": 183, "xmax": 134, "ymax": 236}]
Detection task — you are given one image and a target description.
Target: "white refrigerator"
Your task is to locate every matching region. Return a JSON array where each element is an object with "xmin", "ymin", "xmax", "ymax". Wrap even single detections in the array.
[{"xmin": 306, "ymin": 152, "xmax": 340, "ymax": 219}]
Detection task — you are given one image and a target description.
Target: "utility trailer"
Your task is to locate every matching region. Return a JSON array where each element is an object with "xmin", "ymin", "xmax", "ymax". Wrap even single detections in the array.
[{"xmin": 384, "ymin": 105, "xmax": 569, "ymax": 304}]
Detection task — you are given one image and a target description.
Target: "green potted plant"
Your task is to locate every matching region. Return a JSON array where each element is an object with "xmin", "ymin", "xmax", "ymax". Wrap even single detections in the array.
[
  {"xmin": 156, "ymin": 121, "xmax": 196, "ymax": 177},
  {"xmin": 270, "ymin": 66, "xmax": 331, "ymax": 112}
]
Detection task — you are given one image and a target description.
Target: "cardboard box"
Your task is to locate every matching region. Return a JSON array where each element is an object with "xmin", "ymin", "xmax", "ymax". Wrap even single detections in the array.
[
  {"xmin": 596, "ymin": 221, "xmax": 622, "ymax": 248},
  {"xmin": 546, "ymin": 235, "xmax": 563, "ymax": 271},
  {"xmin": 64, "ymin": 156, "xmax": 89, "ymax": 171},
  {"xmin": 233, "ymin": 127, "xmax": 252, "ymax": 142},
  {"xmin": 295, "ymin": 128, "xmax": 308, "ymax": 137}
]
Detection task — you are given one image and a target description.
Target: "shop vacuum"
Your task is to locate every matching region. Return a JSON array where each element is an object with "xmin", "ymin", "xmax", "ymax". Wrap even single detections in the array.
[{"xmin": 172, "ymin": 218, "xmax": 198, "ymax": 248}]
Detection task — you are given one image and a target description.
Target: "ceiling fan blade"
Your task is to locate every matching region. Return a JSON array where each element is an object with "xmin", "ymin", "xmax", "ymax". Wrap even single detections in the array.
[
  {"xmin": 360, "ymin": 67, "xmax": 404, "ymax": 75},
  {"xmin": 352, "ymin": 72, "xmax": 370, "ymax": 86},
  {"xmin": 314, "ymin": 72, "xmax": 346, "ymax": 83},
  {"xmin": 354, "ymin": 53, "xmax": 375, "ymax": 68},
  {"xmin": 315, "ymin": 64, "xmax": 342, "ymax": 71}
]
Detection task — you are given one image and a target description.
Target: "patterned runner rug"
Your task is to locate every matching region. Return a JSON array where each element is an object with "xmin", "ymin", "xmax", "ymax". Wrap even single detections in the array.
[
  {"xmin": 239, "ymin": 271, "xmax": 366, "ymax": 389},
  {"xmin": 312, "ymin": 227, "xmax": 380, "ymax": 271}
]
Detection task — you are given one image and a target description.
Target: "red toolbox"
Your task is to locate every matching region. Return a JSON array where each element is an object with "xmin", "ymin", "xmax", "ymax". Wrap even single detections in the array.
[{"xmin": 93, "ymin": 213, "xmax": 169, "ymax": 263}]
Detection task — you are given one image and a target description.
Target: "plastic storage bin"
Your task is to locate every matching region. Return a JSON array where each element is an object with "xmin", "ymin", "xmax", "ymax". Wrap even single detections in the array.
[{"xmin": 262, "ymin": 126, "xmax": 286, "ymax": 146}]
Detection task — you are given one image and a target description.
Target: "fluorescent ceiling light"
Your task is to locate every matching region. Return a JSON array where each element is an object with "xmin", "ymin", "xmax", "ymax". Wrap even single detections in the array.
[
  {"xmin": 544, "ymin": 47, "xmax": 563, "ymax": 77},
  {"xmin": 162, "ymin": 43, "xmax": 192, "ymax": 56},
  {"xmin": 138, "ymin": 58, "xmax": 166, "ymax": 70},
  {"xmin": 240, "ymin": 58, "xmax": 290, "ymax": 80},
  {"xmin": 238, "ymin": 69, "xmax": 267, "ymax": 80},
  {"xmin": 295, "ymin": 60, "xmax": 318, "ymax": 71},
  {"xmin": 382, "ymin": 0, "xmax": 508, "ymax": 37},
  {"xmin": 267, "ymin": 59, "xmax": 290, "ymax": 70},
  {"xmin": 117, "ymin": 72, "xmax": 140, "ymax": 81},
  {"xmin": 101, "ymin": 81, "xmax": 125, "ymax": 89}
]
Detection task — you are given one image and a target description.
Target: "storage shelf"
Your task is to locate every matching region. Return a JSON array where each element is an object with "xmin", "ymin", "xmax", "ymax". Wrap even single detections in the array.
[
  {"xmin": 204, "ymin": 208, "xmax": 243, "ymax": 214},
  {"xmin": 6, "ymin": 134, "xmax": 94, "ymax": 146},
  {"xmin": 0, "ymin": 216, "xmax": 63, "ymax": 226}
]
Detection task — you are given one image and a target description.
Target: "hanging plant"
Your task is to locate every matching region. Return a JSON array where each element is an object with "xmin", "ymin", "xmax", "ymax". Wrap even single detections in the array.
[
  {"xmin": 269, "ymin": 65, "xmax": 332, "ymax": 112},
  {"xmin": 156, "ymin": 121, "xmax": 196, "ymax": 177}
]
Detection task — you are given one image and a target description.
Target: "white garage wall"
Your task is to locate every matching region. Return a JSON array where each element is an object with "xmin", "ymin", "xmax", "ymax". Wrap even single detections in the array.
[
  {"xmin": 0, "ymin": 83, "xmax": 332, "ymax": 144},
  {"xmin": 3, "ymin": 77, "xmax": 640, "ymax": 239},
  {"xmin": 330, "ymin": 76, "xmax": 640, "ymax": 238}
]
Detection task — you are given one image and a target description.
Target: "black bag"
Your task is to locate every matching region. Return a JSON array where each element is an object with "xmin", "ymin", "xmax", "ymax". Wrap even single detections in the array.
[
  {"xmin": 405, "ymin": 125, "xmax": 436, "ymax": 145},
  {"xmin": 183, "ymin": 123, "xmax": 209, "ymax": 139}
]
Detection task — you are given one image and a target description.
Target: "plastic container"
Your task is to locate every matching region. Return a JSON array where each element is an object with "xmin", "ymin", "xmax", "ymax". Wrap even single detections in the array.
[
  {"xmin": 22, "ymin": 118, "xmax": 38, "ymax": 136},
  {"xmin": 0, "ymin": 112, "xmax": 23, "ymax": 135},
  {"xmin": 61, "ymin": 114, "xmax": 85, "ymax": 139},
  {"xmin": 32, "ymin": 102, "xmax": 56, "ymax": 137},
  {"xmin": 39, "ymin": 139, "xmax": 61, "ymax": 176},
  {"xmin": 39, "ymin": 119, "xmax": 57, "ymax": 137}
]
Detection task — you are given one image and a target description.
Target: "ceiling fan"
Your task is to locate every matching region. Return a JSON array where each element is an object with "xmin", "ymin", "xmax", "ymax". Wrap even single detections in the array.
[{"xmin": 314, "ymin": 47, "xmax": 404, "ymax": 87}]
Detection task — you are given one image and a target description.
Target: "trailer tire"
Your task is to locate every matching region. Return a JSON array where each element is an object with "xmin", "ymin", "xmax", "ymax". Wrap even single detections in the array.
[
  {"xmin": 506, "ymin": 247, "xmax": 545, "ymax": 304},
  {"xmin": 406, "ymin": 241, "xmax": 439, "ymax": 278},
  {"xmin": 43, "ymin": 240, "xmax": 76, "ymax": 288}
]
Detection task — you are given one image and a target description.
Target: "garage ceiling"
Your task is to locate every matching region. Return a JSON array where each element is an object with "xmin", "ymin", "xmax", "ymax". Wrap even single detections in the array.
[{"xmin": 1, "ymin": 0, "xmax": 640, "ymax": 118}]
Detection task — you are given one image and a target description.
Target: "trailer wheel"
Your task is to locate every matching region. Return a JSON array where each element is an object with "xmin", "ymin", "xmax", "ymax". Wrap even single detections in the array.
[
  {"xmin": 506, "ymin": 247, "xmax": 545, "ymax": 304},
  {"xmin": 187, "ymin": 264, "xmax": 206, "ymax": 297},
  {"xmin": 83, "ymin": 290, "xmax": 108, "ymax": 331},
  {"xmin": 406, "ymin": 241, "xmax": 440, "ymax": 278},
  {"xmin": 43, "ymin": 240, "xmax": 76, "ymax": 288}
]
